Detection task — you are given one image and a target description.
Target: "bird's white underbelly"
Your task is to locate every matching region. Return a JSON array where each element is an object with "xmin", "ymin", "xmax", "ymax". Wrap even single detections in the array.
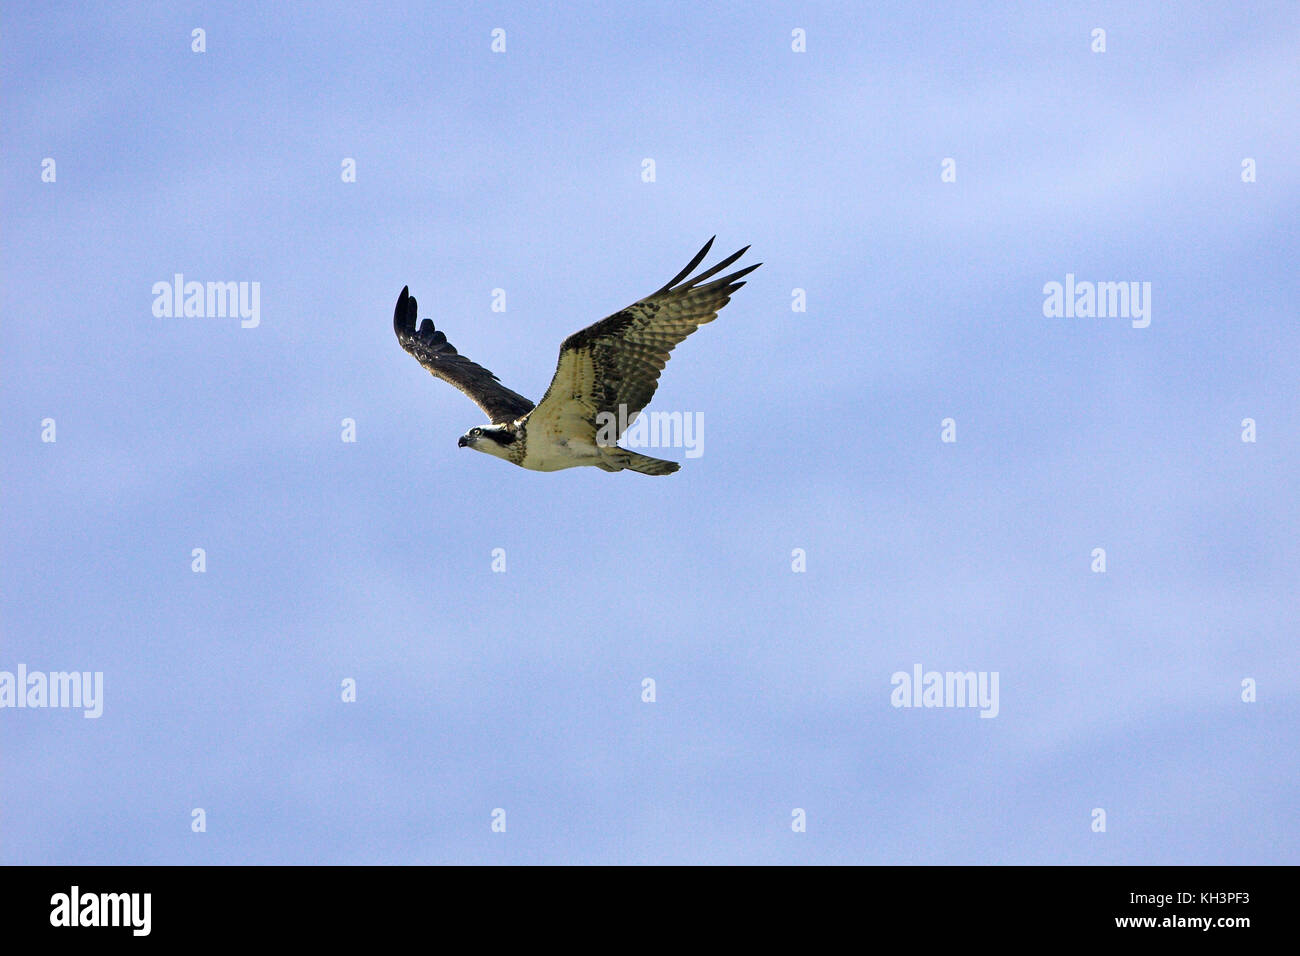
[{"xmin": 520, "ymin": 436, "xmax": 603, "ymax": 471}]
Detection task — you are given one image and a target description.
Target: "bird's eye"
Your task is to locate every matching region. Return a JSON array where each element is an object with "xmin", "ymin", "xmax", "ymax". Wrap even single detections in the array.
[{"xmin": 471, "ymin": 428, "xmax": 482, "ymax": 436}]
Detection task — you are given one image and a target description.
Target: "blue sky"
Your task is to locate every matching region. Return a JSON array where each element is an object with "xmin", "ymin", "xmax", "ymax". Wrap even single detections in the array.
[{"xmin": 2, "ymin": 1, "xmax": 1297, "ymax": 864}]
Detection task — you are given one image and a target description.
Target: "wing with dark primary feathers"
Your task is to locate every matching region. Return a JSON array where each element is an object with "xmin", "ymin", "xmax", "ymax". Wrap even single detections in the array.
[
  {"xmin": 393, "ymin": 286, "xmax": 535, "ymax": 423},
  {"xmin": 528, "ymin": 238, "xmax": 759, "ymax": 441}
]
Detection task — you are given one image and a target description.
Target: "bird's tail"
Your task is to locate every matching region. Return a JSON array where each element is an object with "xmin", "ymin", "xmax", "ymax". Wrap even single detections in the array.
[{"xmin": 600, "ymin": 449, "xmax": 680, "ymax": 476}]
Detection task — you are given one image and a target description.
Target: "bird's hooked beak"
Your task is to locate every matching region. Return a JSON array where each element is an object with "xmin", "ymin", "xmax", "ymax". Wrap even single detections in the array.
[{"xmin": 457, "ymin": 434, "xmax": 470, "ymax": 448}]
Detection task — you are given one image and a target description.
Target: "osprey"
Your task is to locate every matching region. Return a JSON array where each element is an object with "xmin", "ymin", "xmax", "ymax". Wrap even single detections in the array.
[{"xmin": 393, "ymin": 238, "xmax": 759, "ymax": 475}]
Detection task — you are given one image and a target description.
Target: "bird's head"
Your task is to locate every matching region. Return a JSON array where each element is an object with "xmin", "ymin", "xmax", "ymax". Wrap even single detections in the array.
[{"xmin": 458, "ymin": 423, "xmax": 517, "ymax": 459}]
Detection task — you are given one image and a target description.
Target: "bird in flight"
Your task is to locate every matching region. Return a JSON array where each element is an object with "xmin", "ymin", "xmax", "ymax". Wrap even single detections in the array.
[{"xmin": 393, "ymin": 238, "xmax": 759, "ymax": 475}]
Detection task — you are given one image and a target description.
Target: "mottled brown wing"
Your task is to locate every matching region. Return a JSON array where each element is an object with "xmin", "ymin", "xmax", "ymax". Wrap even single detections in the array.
[
  {"xmin": 393, "ymin": 287, "xmax": 535, "ymax": 423},
  {"xmin": 529, "ymin": 238, "xmax": 759, "ymax": 440}
]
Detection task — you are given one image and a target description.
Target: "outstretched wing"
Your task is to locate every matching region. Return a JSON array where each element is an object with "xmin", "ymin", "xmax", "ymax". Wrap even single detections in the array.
[
  {"xmin": 529, "ymin": 238, "xmax": 759, "ymax": 442},
  {"xmin": 393, "ymin": 287, "xmax": 535, "ymax": 423}
]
